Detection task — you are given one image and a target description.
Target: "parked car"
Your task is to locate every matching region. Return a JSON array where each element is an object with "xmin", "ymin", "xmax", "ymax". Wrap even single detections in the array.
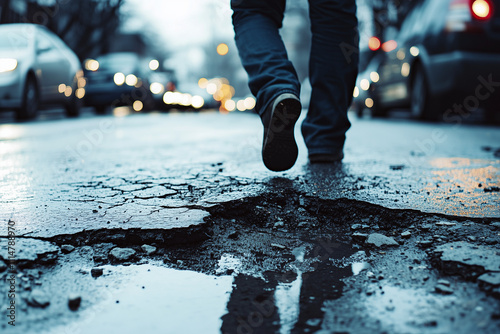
[
  {"xmin": 371, "ymin": 0, "xmax": 500, "ymax": 121},
  {"xmin": 84, "ymin": 52, "xmax": 154, "ymax": 113},
  {"xmin": 352, "ymin": 51, "xmax": 384, "ymax": 117},
  {"xmin": 0, "ymin": 23, "xmax": 85, "ymax": 120}
]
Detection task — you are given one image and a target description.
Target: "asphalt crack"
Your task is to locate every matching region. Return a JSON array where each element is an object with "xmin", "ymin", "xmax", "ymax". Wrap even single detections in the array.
[{"xmin": 2, "ymin": 187, "xmax": 500, "ymax": 333}]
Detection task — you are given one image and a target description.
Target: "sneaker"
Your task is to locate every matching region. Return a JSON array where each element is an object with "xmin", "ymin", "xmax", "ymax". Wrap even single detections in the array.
[
  {"xmin": 308, "ymin": 152, "xmax": 344, "ymax": 163},
  {"xmin": 261, "ymin": 93, "xmax": 301, "ymax": 172}
]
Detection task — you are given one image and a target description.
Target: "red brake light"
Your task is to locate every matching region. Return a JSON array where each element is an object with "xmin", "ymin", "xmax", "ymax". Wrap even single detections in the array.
[
  {"xmin": 471, "ymin": 0, "xmax": 492, "ymax": 20},
  {"xmin": 368, "ymin": 37, "xmax": 381, "ymax": 51},
  {"xmin": 381, "ymin": 40, "xmax": 398, "ymax": 53}
]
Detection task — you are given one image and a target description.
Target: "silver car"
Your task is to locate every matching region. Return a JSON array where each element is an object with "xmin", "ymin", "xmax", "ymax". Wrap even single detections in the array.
[{"xmin": 0, "ymin": 23, "xmax": 85, "ymax": 120}]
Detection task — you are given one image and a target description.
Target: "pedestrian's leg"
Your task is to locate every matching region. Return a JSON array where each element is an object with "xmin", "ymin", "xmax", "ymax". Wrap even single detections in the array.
[
  {"xmin": 231, "ymin": 0, "xmax": 302, "ymax": 172},
  {"xmin": 231, "ymin": 0, "xmax": 300, "ymax": 117},
  {"xmin": 303, "ymin": 0, "xmax": 358, "ymax": 161}
]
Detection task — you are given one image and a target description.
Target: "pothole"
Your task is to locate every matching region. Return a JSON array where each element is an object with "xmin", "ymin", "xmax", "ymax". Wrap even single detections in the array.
[{"xmin": 1, "ymin": 188, "xmax": 500, "ymax": 333}]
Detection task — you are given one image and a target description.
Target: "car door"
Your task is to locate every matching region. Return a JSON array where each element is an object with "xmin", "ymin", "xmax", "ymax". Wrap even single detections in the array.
[{"xmin": 35, "ymin": 29, "xmax": 70, "ymax": 103}]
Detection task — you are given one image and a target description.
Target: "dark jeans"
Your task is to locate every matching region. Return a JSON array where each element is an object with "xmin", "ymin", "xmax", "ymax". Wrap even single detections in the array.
[{"xmin": 231, "ymin": 0, "xmax": 358, "ymax": 155}]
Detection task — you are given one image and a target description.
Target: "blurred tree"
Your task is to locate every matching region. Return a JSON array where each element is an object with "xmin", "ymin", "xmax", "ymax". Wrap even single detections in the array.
[
  {"xmin": 46, "ymin": 0, "xmax": 124, "ymax": 60},
  {"xmin": 0, "ymin": 0, "xmax": 12, "ymax": 23},
  {"xmin": 2, "ymin": 0, "xmax": 125, "ymax": 60},
  {"xmin": 372, "ymin": 0, "xmax": 420, "ymax": 38}
]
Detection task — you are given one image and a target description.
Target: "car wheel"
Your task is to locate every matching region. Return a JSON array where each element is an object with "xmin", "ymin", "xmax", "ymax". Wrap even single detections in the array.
[
  {"xmin": 355, "ymin": 104, "xmax": 364, "ymax": 118},
  {"xmin": 17, "ymin": 76, "xmax": 39, "ymax": 121},
  {"xmin": 485, "ymin": 105, "xmax": 500, "ymax": 124},
  {"xmin": 411, "ymin": 65, "xmax": 430, "ymax": 120},
  {"xmin": 371, "ymin": 103, "xmax": 388, "ymax": 118},
  {"xmin": 65, "ymin": 85, "xmax": 82, "ymax": 117},
  {"xmin": 94, "ymin": 105, "xmax": 107, "ymax": 115}
]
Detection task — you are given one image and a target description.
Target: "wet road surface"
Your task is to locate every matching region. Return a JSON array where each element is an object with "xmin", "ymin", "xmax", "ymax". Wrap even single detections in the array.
[{"xmin": 0, "ymin": 108, "xmax": 499, "ymax": 333}]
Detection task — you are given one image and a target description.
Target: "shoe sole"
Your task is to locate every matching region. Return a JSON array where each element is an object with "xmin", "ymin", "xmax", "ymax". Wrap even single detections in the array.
[{"xmin": 262, "ymin": 94, "xmax": 301, "ymax": 172}]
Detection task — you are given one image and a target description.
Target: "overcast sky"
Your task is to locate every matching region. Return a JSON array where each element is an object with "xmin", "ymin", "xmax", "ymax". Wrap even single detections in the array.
[
  {"xmin": 121, "ymin": 0, "xmax": 238, "ymax": 83},
  {"xmin": 122, "ymin": 0, "xmax": 234, "ymax": 49}
]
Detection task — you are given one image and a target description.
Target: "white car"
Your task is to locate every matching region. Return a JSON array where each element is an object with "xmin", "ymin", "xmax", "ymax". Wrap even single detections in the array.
[{"xmin": 0, "ymin": 23, "xmax": 85, "ymax": 120}]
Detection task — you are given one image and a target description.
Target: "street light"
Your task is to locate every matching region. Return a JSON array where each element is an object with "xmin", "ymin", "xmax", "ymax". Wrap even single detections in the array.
[
  {"xmin": 217, "ymin": 43, "xmax": 229, "ymax": 56},
  {"xmin": 149, "ymin": 59, "xmax": 160, "ymax": 71}
]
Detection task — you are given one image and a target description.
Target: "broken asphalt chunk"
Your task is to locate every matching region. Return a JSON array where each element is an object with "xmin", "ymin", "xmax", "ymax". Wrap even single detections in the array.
[
  {"xmin": 0, "ymin": 239, "xmax": 59, "ymax": 265},
  {"xmin": 478, "ymin": 273, "xmax": 500, "ymax": 298},
  {"xmin": 432, "ymin": 242, "xmax": 500, "ymax": 279},
  {"xmin": 141, "ymin": 244, "xmax": 157, "ymax": 255},
  {"xmin": 61, "ymin": 245, "xmax": 75, "ymax": 254},
  {"xmin": 417, "ymin": 240, "xmax": 434, "ymax": 248},
  {"xmin": 435, "ymin": 284, "xmax": 454, "ymax": 295},
  {"xmin": 401, "ymin": 231, "xmax": 411, "ymax": 239},
  {"xmin": 365, "ymin": 233, "xmax": 399, "ymax": 248},
  {"xmin": 91, "ymin": 267, "xmax": 104, "ymax": 278},
  {"xmin": 109, "ymin": 247, "xmax": 136, "ymax": 262},
  {"xmin": 68, "ymin": 295, "xmax": 82, "ymax": 311},
  {"xmin": 478, "ymin": 272, "xmax": 500, "ymax": 287}
]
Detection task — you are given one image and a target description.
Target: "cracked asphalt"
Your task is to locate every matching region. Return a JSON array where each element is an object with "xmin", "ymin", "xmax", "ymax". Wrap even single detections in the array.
[{"xmin": 0, "ymin": 109, "xmax": 500, "ymax": 334}]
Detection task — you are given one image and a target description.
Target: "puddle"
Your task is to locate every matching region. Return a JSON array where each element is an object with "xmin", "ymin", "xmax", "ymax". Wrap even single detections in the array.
[
  {"xmin": 218, "ymin": 243, "xmax": 360, "ymax": 334},
  {"xmin": 49, "ymin": 264, "xmax": 234, "ymax": 334},
  {"xmin": 275, "ymin": 271, "xmax": 302, "ymax": 334}
]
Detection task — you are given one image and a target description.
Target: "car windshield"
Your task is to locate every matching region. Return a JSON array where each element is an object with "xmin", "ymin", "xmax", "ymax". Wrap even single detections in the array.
[
  {"xmin": 97, "ymin": 54, "xmax": 139, "ymax": 73},
  {"xmin": 0, "ymin": 33, "xmax": 29, "ymax": 49}
]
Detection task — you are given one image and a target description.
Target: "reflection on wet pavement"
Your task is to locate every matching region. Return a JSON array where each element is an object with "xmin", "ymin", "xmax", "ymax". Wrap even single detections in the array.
[
  {"xmin": 54, "ymin": 264, "xmax": 234, "ymax": 334},
  {"xmin": 424, "ymin": 157, "xmax": 500, "ymax": 216},
  {"xmin": 220, "ymin": 241, "xmax": 356, "ymax": 334}
]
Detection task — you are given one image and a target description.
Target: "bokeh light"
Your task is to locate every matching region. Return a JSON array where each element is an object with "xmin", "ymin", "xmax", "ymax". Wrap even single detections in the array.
[
  {"xmin": 125, "ymin": 74, "xmax": 138, "ymax": 86},
  {"xmin": 191, "ymin": 95, "xmax": 204, "ymax": 109},
  {"xmin": 244, "ymin": 97, "xmax": 256, "ymax": 110},
  {"xmin": 370, "ymin": 72, "xmax": 380, "ymax": 83},
  {"xmin": 149, "ymin": 59, "xmax": 160, "ymax": 71},
  {"xmin": 58, "ymin": 84, "xmax": 66, "ymax": 94},
  {"xmin": 224, "ymin": 100, "xmax": 236, "ymax": 112},
  {"xmin": 114, "ymin": 72, "xmax": 125, "ymax": 86},
  {"xmin": 368, "ymin": 37, "xmax": 381, "ymax": 51},
  {"xmin": 132, "ymin": 100, "xmax": 143, "ymax": 111},
  {"xmin": 217, "ymin": 43, "xmax": 229, "ymax": 56},
  {"xmin": 198, "ymin": 78, "xmax": 208, "ymax": 89},
  {"xmin": 85, "ymin": 59, "xmax": 99, "ymax": 71},
  {"xmin": 64, "ymin": 86, "xmax": 72, "ymax": 97},
  {"xmin": 150, "ymin": 82, "xmax": 164, "ymax": 95},
  {"xmin": 365, "ymin": 98, "xmax": 374, "ymax": 108},
  {"xmin": 360, "ymin": 79, "xmax": 370, "ymax": 91}
]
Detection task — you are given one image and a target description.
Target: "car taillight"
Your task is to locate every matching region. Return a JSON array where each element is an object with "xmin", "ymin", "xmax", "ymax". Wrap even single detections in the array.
[
  {"xmin": 446, "ymin": 0, "xmax": 494, "ymax": 31},
  {"xmin": 368, "ymin": 37, "xmax": 381, "ymax": 51},
  {"xmin": 382, "ymin": 40, "xmax": 398, "ymax": 52},
  {"xmin": 471, "ymin": 0, "xmax": 492, "ymax": 20}
]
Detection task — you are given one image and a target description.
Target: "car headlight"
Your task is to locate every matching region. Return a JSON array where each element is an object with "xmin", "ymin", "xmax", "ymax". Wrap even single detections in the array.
[
  {"xmin": 114, "ymin": 72, "xmax": 125, "ymax": 86},
  {"xmin": 0, "ymin": 58, "xmax": 18, "ymax": 73},
  {"xmin": 150, "ymin": 82, "xmax": 164, "ymax": 95},
  {"xmin": 125, "ymin": 74, "xmax": 138, "ymax": 86}
]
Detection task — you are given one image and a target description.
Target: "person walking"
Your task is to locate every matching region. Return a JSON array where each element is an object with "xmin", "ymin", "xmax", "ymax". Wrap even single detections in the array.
[{"xmin": 231, "ymin": 0, "xmax": 358, "ymax": 172}]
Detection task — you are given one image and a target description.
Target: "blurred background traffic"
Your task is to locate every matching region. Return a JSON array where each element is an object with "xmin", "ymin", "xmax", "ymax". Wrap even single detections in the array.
[{"xmin": 0, "ymin": 0, "xmax": 499, "ymax": 122}]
